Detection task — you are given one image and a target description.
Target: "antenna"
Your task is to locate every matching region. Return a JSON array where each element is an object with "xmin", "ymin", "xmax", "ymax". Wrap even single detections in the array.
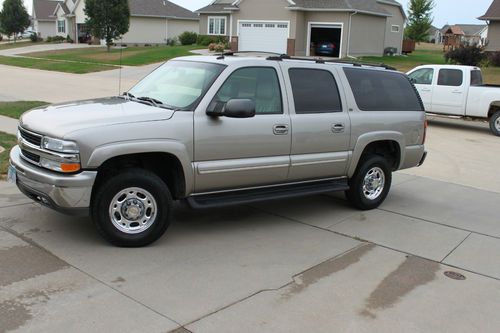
[{"xmin": 118, "ymin": 38, "xmax": 123, "ymax": 95}]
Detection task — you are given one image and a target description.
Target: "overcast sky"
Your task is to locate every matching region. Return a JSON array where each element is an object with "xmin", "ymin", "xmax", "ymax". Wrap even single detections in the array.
[{"xmin": 1, "ymin": 0, "xmax": 494, "ymax": 29}]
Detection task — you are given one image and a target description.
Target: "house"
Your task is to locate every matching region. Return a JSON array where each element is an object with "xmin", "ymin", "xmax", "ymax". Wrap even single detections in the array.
[
  {"xmin": 53, "ymin": 0, "xmax": 199, "ymax": 44},
  {"xmin": 32, "ymin": 0, "xmax": 61, "ymax": 38},
  {"xmin": 479, "ymin": 0, "xmax": 500, "ymax": 51},
  {"xmin": 440, "ymin": 24, "xmax": 488, "ymax": 47},
  {"xmin": 196, "ymin": 0, "xmax": 406, "ymax": 57},
  {"xmin": 427, "ymin": 25, "xmax": 440, "ymax": 43}
]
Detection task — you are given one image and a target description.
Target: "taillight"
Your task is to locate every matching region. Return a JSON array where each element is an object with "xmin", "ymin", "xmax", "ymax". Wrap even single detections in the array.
[
  {"xmin": 423, "ymin": 119, "xmax": 428, "ymax": 144},
  {"xmin": 328, "ymin": 43, "xmax": 335, "ymax": 49}
]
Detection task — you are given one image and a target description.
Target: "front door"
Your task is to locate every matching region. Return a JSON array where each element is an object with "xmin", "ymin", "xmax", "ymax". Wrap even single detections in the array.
[
  {"xmin": 194, "ymin": 65, "xmax": 291, "ymax": 192},
  {"xmin": 280, "ymin": 64, "xmax": 351, "ymax": 181},
  {"xmin": 408, "ymin": 67, "xmax": 435, "ymax": 111}
]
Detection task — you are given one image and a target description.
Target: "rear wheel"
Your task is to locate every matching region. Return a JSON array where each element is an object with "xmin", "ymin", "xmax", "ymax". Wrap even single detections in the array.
[
  {"xmin": 490, "ymin": 111, "xmax": 500, "ymax": 136},
  {"xmin": 91, "ymin": 169, "xmax": 172, "ymax": 247},
  {"xmin": 346, "ymin": 155, "xmax": 392, "ymax": 210}
]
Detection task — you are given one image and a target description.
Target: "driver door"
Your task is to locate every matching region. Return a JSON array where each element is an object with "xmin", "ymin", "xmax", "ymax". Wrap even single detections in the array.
[{"xmin": 193, "ymin": 65, "xmax": 291, "ymax": 193}]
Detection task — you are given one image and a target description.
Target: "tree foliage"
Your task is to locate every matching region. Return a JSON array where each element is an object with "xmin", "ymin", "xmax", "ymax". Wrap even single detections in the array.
[
  {"xmin": 445, "ymin": 45, "xmax": 486, "ymax": 66},
  {"xmin": 84, "ymin": 0, "xmax": 130, "ymax": 51},
  {"xmin": 405, "ymin": 0, "xmax": 435, "ymax": 42},
  {"xmin": 0, "ymin": 0, "xmax": 30, "ymax": 41}
]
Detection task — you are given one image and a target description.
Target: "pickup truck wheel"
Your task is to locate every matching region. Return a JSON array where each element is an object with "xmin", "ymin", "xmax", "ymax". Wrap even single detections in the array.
[
  {"xmin": 490, "ymin": 111, "xmax": 500, "ymax": 136},
  {"xmin": 346, "ymin": 155, "xmax": 392, "ymax": 210},
  {"xmin": 91, "ymin": 169, "xmax": 172, "ymax": 247}
]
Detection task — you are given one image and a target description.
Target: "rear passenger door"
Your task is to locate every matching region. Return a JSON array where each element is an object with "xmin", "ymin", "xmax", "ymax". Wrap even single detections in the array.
[
  {"xmin": 280, "ymin": 63, "xmax": 351, "ymax": 181},
  {"xmin": 431, "ymin": 68, "xmax": 467, "ymax": 115}
]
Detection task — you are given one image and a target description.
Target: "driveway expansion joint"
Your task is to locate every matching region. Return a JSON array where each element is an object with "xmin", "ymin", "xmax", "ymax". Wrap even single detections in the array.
[{"xmin": 440, "ymin": 232, "xmax": 473, "ymax": 263}]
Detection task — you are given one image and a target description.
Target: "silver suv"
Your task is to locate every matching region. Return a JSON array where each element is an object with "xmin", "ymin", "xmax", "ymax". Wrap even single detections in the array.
[{"xmin": 9, "ymin": 55, "xmax": 427, "ymax": 247}]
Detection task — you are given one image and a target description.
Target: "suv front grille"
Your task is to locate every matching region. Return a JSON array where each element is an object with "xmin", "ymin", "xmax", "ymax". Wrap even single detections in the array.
[
  {"xmin": 19, "ymin": 127, "xmax": 42, "ymax": 147},
  {"xmin": 21, "ymin": 149, "xmax": 41, "ymax": 164}
]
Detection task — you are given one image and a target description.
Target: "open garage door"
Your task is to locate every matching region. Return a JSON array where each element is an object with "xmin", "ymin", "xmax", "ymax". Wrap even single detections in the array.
[
  {"xmin": 308, "ymin": 23, "xmax": 342, "ymax": 58},
  {"xmin": 239, "ymin": 21, "xmax": 289, "ymax": 54}
]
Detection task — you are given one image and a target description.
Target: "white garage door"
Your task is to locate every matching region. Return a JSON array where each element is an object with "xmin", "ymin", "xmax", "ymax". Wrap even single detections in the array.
[{"xmin": 239, "ymin": 22, "xmax": 289, "ymax": 54}]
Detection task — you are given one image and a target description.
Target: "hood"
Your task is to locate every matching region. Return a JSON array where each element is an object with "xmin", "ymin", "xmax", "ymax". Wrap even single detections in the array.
[{"xmin": 19, "ymin": 97, "xmax": 176, "ymax": 138}]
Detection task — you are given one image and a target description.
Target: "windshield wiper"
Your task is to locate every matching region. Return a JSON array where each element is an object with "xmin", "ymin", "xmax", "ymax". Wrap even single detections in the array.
[
  {"xmin": 137, "ymin": 96, "xmax": 164, "ymax": 107},
  {"xmin": 122, "ymin": 92, "xmax": 135, "ymax": 100}
]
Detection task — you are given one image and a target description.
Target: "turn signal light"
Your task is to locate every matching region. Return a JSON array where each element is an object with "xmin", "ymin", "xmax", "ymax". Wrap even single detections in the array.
[{"xmin": 60, "ymin": 163, "xmax": 81, "ymax": 173}]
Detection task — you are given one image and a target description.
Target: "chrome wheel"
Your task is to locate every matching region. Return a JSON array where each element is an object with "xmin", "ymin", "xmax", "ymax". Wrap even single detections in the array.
[
  {"xmin": 495, "ymin": 117, "xmax": 500, "ymax": 132},
  {"xmin": 108, "ymin": 187, "xmax": 157, "ymax": 234},
  {"xmin": 362, "ymin": 167, "xmax": 385, "ymax": 200}
]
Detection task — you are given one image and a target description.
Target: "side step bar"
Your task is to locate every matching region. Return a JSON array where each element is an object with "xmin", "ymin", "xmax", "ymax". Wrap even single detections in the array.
[{"xmin": 186, "ymin": 179, "xmax": 349, "ymax": 209}]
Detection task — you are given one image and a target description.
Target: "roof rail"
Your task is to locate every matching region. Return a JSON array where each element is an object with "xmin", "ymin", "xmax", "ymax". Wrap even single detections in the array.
[
  {"xmin": 265, "ymin": 54, "xmax": 396, "ymax": 70},
  {"xmin": 217, "ymin": 51, "xmax": 286, "ymax": 59}
]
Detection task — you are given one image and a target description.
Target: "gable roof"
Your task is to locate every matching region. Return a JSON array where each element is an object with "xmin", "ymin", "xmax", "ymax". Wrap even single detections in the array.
[
  {"xmin": 442, "ymin": 24, "xmax": 487, "ymax": 36},
  {"xmin": 479, "ymin": 0, "xmax": 500, "ymax": 20},
  {"xmin": 196, "ymin": 0, "xmax": 238, "ymax": 13},
  {"xmin": 129, "ymin": 0, "xmax": 198, "ymax": 19},
  {"xmin": 33, "ymin": 0, "xmax": 61, "ymax": 21}
]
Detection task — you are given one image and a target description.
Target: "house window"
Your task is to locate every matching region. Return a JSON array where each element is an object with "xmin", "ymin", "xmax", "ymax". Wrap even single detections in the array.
[
  {"xmin": 58, "ymin": 20, "xmax": 66, "ymax": 33},
  {"xmin": 208, "ymin": 17, "xmax": 226, "ymax": 35},
  {"xmin": 391, "ymin": 25, "xmax": 400, "ymax": 33}
]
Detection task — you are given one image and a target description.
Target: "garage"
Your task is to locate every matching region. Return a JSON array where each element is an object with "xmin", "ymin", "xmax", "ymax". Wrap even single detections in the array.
[
  {"xmin": 308, "ymin": 23, "xmax": 343, "ymax": 58},
  {"xmin": 238, "ymin": 21, "xmax": 289, "ymax": 54}
]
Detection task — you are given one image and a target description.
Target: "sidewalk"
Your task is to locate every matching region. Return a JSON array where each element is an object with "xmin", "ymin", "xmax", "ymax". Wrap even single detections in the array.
[{"xmin": 0, "ymin": 115, "xmax": 18, "ymax": 135}]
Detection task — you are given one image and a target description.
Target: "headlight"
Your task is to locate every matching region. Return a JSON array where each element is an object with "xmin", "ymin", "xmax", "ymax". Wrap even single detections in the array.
[{"xmin": 42, "ymin": 136, "xmax": 79, "ymax": 153}]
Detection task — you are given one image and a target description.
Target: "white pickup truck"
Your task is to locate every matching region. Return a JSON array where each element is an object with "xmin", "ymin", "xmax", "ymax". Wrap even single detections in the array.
[{"xmin": 407, "ymin": 65, "xmax": 500, "ymax": 136}]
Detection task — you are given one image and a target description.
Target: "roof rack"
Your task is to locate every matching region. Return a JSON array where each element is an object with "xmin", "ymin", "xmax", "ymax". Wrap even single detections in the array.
[
  {"xmin": 264, "ymin": 54, "xmax": 396, "ymax": 70},
  {"xmin": 216, "ymin": 50, "xmax": 288, "ymax": 60}
]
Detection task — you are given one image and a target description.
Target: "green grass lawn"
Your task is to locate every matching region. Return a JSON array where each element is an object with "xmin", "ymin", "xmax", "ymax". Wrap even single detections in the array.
[
  {"xmin": 23, "ymin": 44, "xmax": 199, "ymax": 66},
  {"xmin": 0, "ymin": 56, "xmax": 116, "ymax": 73},
  {"xmin": 0, "ymin": 101, "xmax": 48, "ymax": 119},
  {"xmin": 0, "ymin": 131, "xmax": 17, "ymax": 177},
  {"xmin": 359, "ymin": 49, "xmax": 447, "ymax": 73},
  {"xmin": 0, "ymin": 40, "xmax": 47, "ymax": 50}
]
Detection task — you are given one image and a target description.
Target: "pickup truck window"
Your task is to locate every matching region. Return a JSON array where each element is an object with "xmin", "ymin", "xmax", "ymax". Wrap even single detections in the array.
[
  {"xmin": 408, "ymin": 68, "xmax": 434, "ymax": 85},
  {"xmin": 289, "ymin": 68, "xmax": 342, "ymax": 114},
  {"xmin": 344, "ymin": 68, "xmax": 423, "ymax": 112},
  {"xmin": 212, "ymin": 67, "xmax": 282, "ymax": 114},
  {"xmin": 438, "ymin": 69, "xmax": 463, "ymax": 87},
  {"xmin": 471, "ymin": 70, "xmax": 483, "ymax": 86},
  {"xmin": 129, "ymin": 61, "xmax": 225, "ymax": 110}
]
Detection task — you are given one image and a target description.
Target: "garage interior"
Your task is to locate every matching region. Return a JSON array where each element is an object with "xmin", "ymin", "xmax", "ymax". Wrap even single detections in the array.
[{"xmin": 309, "ymin": 25, "xmax": 342, "ymax": 58}]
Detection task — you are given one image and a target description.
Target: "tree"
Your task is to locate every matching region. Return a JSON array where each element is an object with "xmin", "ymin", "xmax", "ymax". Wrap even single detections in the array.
[
  {"xmin": 84, "ymin": 0, "xmax": 130, "ymax": 51},
  {"xmin": 0, "ymin": 0, "xmax": 30, "ymax": 42},
  {"xmin": 405, "ymin": 0, "xmax": 435, "ymax": 42}
]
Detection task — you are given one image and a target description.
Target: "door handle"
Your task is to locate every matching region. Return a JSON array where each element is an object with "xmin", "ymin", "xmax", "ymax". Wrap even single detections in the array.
[
  {"xmin": 421, "ymin": 88, "xmax": 431, "ymax": 92},
  {"xmin": 332, "ymin": 123, "xmax": 345, "ymax": 133},
  {"xmin": 452, "ymin": 90, "xmax": 463, "ymax": 94},
  {"xmin": 273, "ymin": 124, "xmax": 289, "ymax": 135}
]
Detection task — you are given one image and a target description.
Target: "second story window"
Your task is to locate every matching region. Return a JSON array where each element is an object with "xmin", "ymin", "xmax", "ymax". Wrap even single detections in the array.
[
  {"xmin": 208, "ymin": 17, "xmax": 226, "ymax": 35},
  {"xmin": 58, "ymin": 20, "xmax": 66, "ymax": 33}
]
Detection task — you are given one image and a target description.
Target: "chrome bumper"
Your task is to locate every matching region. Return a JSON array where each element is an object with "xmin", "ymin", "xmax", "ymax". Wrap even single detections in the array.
[{"xmin": 9, "ymin": 146, "xmax": 97, "ymax": 216}]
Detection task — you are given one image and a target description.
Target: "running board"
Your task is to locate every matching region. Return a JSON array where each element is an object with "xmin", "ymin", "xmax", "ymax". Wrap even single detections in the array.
[{"xmin": 186, "ymin": 179, "xmax": 349, "ymax": 209}]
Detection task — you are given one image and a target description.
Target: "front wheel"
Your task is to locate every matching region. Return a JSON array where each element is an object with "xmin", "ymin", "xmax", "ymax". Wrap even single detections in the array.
[
  {"xmin": 346, "ymin": 155, "xmax": 392, "ymax": 210},
  {"xmin": 91, "ymin": 169, "xmax": 172, "ymax": 247},
  {"xmin": 490, "ymin": 111, "xmax": 500, "ymax": 136}
]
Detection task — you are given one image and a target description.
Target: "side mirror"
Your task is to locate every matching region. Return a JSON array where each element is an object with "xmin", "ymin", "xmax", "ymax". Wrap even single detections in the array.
[
  {"xmin": 409, "ymin": 77, "xmax": 417, "ymax": 84},
  {"xmin": 206, "ymin": 99, "xmax": 256, "ymax": 118}
]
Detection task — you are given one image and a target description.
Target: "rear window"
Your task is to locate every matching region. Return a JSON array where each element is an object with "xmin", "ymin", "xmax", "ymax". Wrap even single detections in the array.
[
  {"xmin": 289, "ymin": 68, "xmax": 342, "ymax": 114},
  {"xmin": 471, "ymin": 70, "xmax": 483, "ymax": 86},
  {"xmin": 438, "ymin": 69, "xmax": 463, "ymax": 86},
  {"xmin": 343, "ymin": 68, "xmax": 423, "ymax": 111}
]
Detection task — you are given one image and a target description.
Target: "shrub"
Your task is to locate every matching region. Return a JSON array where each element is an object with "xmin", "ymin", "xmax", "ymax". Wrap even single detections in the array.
[
  {"xmin": 46, "ymin": 35, "xmax": 65, "ymax": 43},
  {"xmin": 208, "ymin": 43, "xmax": 217, "ymax": 51},
  {"xmin": 487, "ymin": 51, "xmax": 500, "ymax": 67},
  {"xmin": 66, "ymin": 34, "xmax": 73, "ymax": 43},
  {"xmin": 214, "ymin": 43, "xmax": 225, "ymax": 53},
  {"xmin": 197, "ymin": 34, "xmax": 228, "ymax": 46},
  {"xmin": 178, "ymin": 31, "xmax": 198, "ymax": 45},
  {"xmin": 29, "ymin": 32, "xmax": 39, "ymax": 42},
  {"xmin": 445, "ymin": 45, "xmax": 486, "ymax": 66},
  {"xmin": 0, "ymin": 34, "xmax": 3, "ymax": 42},
  {"xmin": 166, "ymin": 37, "xmax": 177, "ymax": 46}
]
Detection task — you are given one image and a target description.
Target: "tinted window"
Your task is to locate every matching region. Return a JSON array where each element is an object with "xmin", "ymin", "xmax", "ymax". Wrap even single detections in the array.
[
  {"xmin": 471, "ymin": 70, "xmax": 483, "ymax": 86},
  {"xmin": 408, "ymin": 68, "xmax": 434, "ymax": 85},
  {"xmin": 343, "ymin": 68, "xmax": 423, "ymax": 111},
  {"xmin": 438, "ymin": 69, "xmax": 463, "ymax": 86},
  {"xmin": 211, "ymin": 67, "xmax": 282, "ymax": 114},
  {"xmin": 289, "ymin": 68, "xmax": 342, "ymax": 113}
]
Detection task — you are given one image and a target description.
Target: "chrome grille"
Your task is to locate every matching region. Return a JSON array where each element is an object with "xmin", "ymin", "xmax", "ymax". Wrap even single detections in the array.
[
  {"xmin": 21, "ymin": 149, "xmax": 40, "ymax": 163},
  {"xmin": 19, "ymin": 127, "xmax": 42, "ymax": 147}
]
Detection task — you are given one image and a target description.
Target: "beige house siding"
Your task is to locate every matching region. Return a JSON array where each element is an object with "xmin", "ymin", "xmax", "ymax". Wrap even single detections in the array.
[
  {"xmin": 55, "ymin": 6, "xmax": 74, "ymax": 38},
  {"xmin": 121, "ymin": 17, "xmax": 167, "ymax": 44},
  {"xmin": 74, "ymin": 1, "xmax": 86, "ymax": 24},
  {"xmin": 380, "ymin": 4, "xmax": 404, "ymax": 53},
  {"xmin": 349, "ymin": 14, "xmax": 386, "ymax": 56},
  {"xmin": 294, "ymin": 11, "xmax": 305, "ymax": 56},
  {"xmin": 303, "ymin": 12, "xmax": 350, "ymax": 58},
  {"xmin": 486, "ymin": 21, "xmax": 500, "ymax": 51},
  {"xmin": 199, "ymin": 14, "xmax": 231, "ymax": 36},
  {"xmin": 167, "ymin": 19, "xmax": 199, "ymax": 39}
]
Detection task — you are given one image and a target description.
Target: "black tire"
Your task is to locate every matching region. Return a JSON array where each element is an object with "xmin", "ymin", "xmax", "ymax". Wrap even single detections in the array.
[
  {"xmin": 346, "ymin": 155, "xmax": 392, "ymax": 210},
  {"xmin": 490, "ymin": 111, "xmax": 500, "ymax": 137},
  {"xmin": 91, "ymin": 169, "xmax": 172, "ymax": 247}
]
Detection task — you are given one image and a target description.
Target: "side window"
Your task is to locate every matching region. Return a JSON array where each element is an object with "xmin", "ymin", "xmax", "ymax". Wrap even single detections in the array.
[
  {"xmin": 289, "ymin": 68, "xmax": 342, "ymax": 114},
  {"xmin": 438, "ymin": 69, "xmax": 463, "ymax": 86},
  {"xmin": 471, "ymin": 70, "xmax": 483, "ymax": 86},
  {"xmin": 408, "ymin": 68, "xmax": 434, "ymax": 85},
  {"xmin": 211, "ymin": 67, "xmax": 282, "ymax": 114},
  {"xmin": 343, "ymin": 68, "xmax": 423, "ymax": 112}
]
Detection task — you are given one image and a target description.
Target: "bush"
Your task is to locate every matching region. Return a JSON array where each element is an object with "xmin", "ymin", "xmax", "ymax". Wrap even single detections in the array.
[
  {"xmin": 214, "ymin": 43, "xmax": 225, "ymax": 52},
  {"xmin": 178, "ymin": 31, "xmax": 198, "ymax": 45},
  {"xmin": 445, "ymin": 45, "xmax": 486, "ymax": 66},
  {"xmin": 66, "ymin": 34, "xmax": 73, "ymax": 43},
  {"xmin": 208, "ymin": 43, "xmax": 217, "ymax": 51},
  {"xmin": 46, "ymin": 35, "xmax": 66, "ymax": 43},
  {"xmin": 0, "ymin": 35, "xmax": 3, "ymax": 42},
  {"xmin": 487, "ymin": 51, "xmax": 500, "ymax": 67},
  {"xmin": 166, "ymin": 37, "xmax": 177, "ymax": 46},
  {"xmin": 29, "ymin": 32, "xmax": 40, "ymax": 42},
  {"xmin": 197, "ymin": 34, "xmax": 228, "ymax": 46}
]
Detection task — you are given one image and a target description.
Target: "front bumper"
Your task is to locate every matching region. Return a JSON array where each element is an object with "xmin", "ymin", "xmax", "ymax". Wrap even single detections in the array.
[{"xmin": 9, "ymin": 146, "xmax": 97, "ymax": 216}]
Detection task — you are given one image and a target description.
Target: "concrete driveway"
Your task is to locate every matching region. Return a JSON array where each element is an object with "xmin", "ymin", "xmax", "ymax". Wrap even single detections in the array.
[{"xmin": 1, "ymin": 120, "xmax": 500, "ymax": 332}]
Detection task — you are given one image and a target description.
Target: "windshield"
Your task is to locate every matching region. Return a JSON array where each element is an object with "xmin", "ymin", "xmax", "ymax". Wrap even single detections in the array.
[{"xmin": 128, "ymin": 61, "xmax": 226, "ymax": 110}]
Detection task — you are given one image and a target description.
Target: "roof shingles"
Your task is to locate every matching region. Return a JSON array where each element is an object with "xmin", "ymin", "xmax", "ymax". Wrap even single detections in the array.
[
  {"xmin": 33, "ymin": 0, "xmax": 61, "ymax": 21},
  {"xmin": 479, "ymin": 0, "xmax": 500, "ymax": 20},
  {"xmin": 129, "ymin": 0, "xmax": 198, "ymax": 19}
]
